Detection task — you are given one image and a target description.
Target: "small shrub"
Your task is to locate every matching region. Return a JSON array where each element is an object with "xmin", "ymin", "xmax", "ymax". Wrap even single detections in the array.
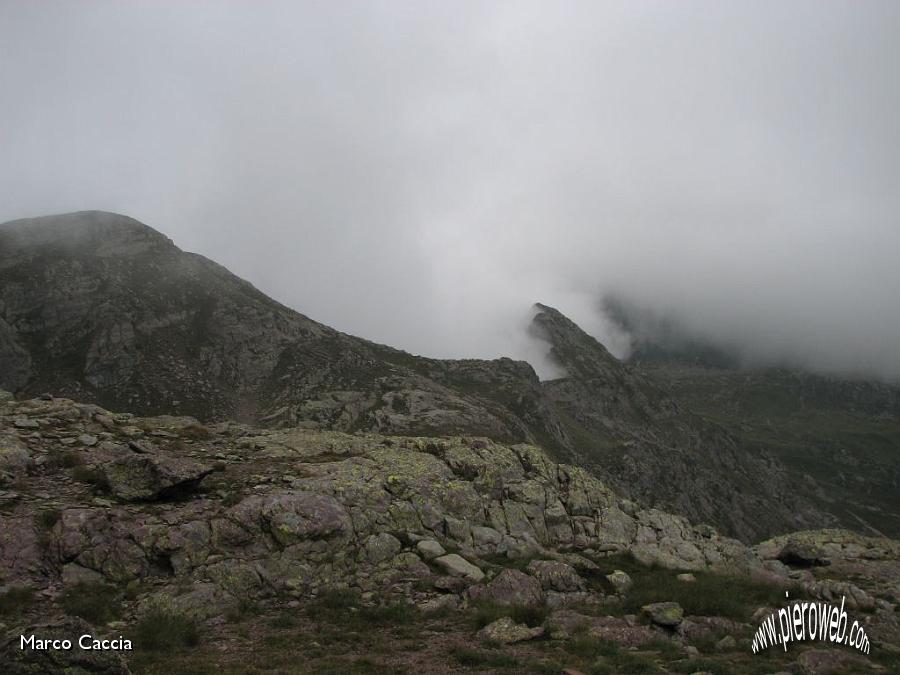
[
  {"xmin": 310, "ymin": 589, "xmax": 417, "ymax": 629},
  {"xmin": 564, "ymin": 634, "xmax": 620, "ymax": 658},
  {"xmin": 609, "ymin": 653, "xmax": 663, "ymax": 674},
  {"xmin": 221, "ymin": 491, "xmax": 243, "ymax": 507},
  {"xmin": 35, "ymin": 508, "xmax": 62, "ymax": 530},
  {"xmin": 122, "ymin": 580, "xmax": 145, "ymax": 601},
  {"xmin": 178, "ymin": 424, "xmax": 212, "ymax": 440},
  {"xmin": 164, "ymin": 439, "xmax": 188, "ymax": 453},
  {"xmin": 71, "ymin": 465, "xmax": 110, "ymax": 491},
  {"xmin": 0, "ymin": 586, "xmax": 34, "ymax": 616},
  {"xmin": 133, "ymin": 609, "xmax": 199, "ymax": 651},
  {"xmin": 60, "ymin": 582, "xmax": 121, "ymax": 623},
  {"xmin": 361, "ymin": 602, "xmax": 418, "ymax": 626},
  {"xmin": 314, "ymin": 587, "xmax": 360, "ymax": 611},
  {"xmin": 267, "ymin": 610, "xmax": 299, "ymax": 629},
  {"xmin": 589, "ymin": 663, "xmax": 615, "ymax": 675},
  {"xmin": 225, "ymin": 597, "xmax": 259, "ymax": 623},
  {"xmin": 450, "ymin": 646, "xmax": 520, "ymax": 668},
  {"xmin": 47, "ymin": 451, "xmax": 83, "ymax": 469}
]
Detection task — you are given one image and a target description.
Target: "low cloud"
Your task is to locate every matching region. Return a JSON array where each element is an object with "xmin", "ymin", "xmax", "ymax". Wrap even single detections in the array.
[{"xmin": 1, "ymin": 1, "xmax": 898, "ymax": 381}]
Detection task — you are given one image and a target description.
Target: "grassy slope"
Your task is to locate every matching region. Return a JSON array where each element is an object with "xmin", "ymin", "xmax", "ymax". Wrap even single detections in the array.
[{"xmin": 647, "ymin": 367, "xmax": 900, "ymax": 539}]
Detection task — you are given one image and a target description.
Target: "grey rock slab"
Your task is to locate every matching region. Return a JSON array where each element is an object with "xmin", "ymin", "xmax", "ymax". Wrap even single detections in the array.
[
  {"xmin": 416, "ymin": 539, "xmax": 446, "ymax": 560},
  {"xmin": 642, "ymin": 601, "xmax": 684, "ymax": 628},
  {"xmin": 433, "ymin": 553, "xmax": 484, "ymax": 582},
  {"xmin": 526, "ymin": 559, "xmax": 586, "ymax": 592},
  {"xmin": 606, "ymin": 569, "xmax": 633, "ymax": 593},
  {"xmin": 468, "ymin": 568, "xmax": 543, "ymax": 607},
  {"xmin": 477, "ymin": 616, "xmax": 545, "ymax": 644},
  {"xmin": 363, "ymin": 532, "xmax": 402, "ymax": 564},
  {"xmin": 102, "ymin": 452, "xmax": 213, "ymax": 501}
]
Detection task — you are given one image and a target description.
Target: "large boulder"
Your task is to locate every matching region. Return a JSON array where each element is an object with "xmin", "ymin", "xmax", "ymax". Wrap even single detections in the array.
[
  {"xmin": 526, "ymin": 559, "xmax": 585, "ymax": 592},
  {"xmin": 433, "ymin": 554, "xmax": 484, "ymax": 582},
  {"xmin": 416, "ymin": 539, "xmax": 446, "ymax": 560},
  {"xmin": 468, "ymin": 568, "xmax": 543, "ymax": 607},
  {"xmin": 477, "ymin": 617, "xmax": 544, "ymax": 644},
  {"xmin": 363, "ymin": 533, "xmax": 402, "ymax": 564},
  {"xmin": 642, "ymin": 601, "xmax": 684, "ymax": 628},
  {"xmin": 228, "ymin": 491, "xmax": 350, "ymax": 545},
  {"xmin": 777, "ymin": 539, "xmax": 831, "ymax": 568},
  {"xmin": 102, "ymin": 452, "xmax": 213, "ymax": 501},
  {"xmin": 606, "ymin": 569, "xmax": 633, "ymax": 594}
]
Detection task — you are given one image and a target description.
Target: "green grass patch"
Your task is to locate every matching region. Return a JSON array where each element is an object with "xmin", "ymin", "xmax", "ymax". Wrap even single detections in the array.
[
  {"xmin": 71, "ymin": 465, "xmax": 110, "ymax": 491},
  {"xmin": 47, "ymin": 450, "xmax": 84, "ymax": 469},
  {"xmin": 60, "ymin": 582, "xmax": 122, "ymax": 623},
  {"xmin": 133, "ymin": 609, "xmax": 200, "ymax": 651},
  {"xmin": 563, "ymin": 634, "xmax": 620, "ymax": 658},
  {"xmin": 35, "ymin": 508, "xmax": 61, "ymax": 530},
  {"xmin": 309, "ymin": 588, "xmax": 418, "ymax": 629},
  {"xmin": 0, "ymin": 586, "xmax": 34, "ymax": 616},
  {"xmin": 623, "ymin": 570, "xmax": 786, "ymax": 619},
  {"xmin": 585, "ymin": 553, "xmax": 788, "ymax": 620},
  {"xmin": 266, "ymin": 609, "xmax": 299, "ymax": 629},
  {"xmin": 450, "ymin": 645, "xmax": 520, "ymax": 669},
  {"xmin": 178, "ymin": 424, "xmax": 212, "ymax": 440},
  {"xmin": 224, "ymin": 597, "xmax": 259, "ymax": 623},
  {"xmin": 608, "ymin": 652, "xmax": 664, "ymax": 674}
]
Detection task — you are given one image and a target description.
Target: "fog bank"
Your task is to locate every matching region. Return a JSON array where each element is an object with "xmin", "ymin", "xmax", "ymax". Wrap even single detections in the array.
[{"xmin": 1, "ymin": 1, "xmax": 898, "ymax": 381}]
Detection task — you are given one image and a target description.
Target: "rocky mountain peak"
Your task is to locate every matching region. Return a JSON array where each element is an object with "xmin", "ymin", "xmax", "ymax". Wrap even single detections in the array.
[
  {"xmin": 530, "ymin": 302, "xmax": 623, "ymax": 380},
  {"xmin": 0, "ymin": 211, "xmax": 175, "ymax": 263}
]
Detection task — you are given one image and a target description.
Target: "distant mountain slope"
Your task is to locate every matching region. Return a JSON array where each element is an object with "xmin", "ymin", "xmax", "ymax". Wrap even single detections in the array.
[
  {"xmin": 602, "ymin": 294, "xmax": 900, "ymax": 538},
  {"xmin": 641, "ymin": 365, "xmax": 900, "ymax": 540},
  {"xmin": 0, "ymin": 211, "xmax": 832, "ymax": 541}
]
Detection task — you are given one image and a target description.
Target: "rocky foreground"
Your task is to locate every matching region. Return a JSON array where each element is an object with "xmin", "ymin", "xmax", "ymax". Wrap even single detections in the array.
[{"xmin": 1, "ymin": 391, "xmax": 898, "ymax": 674}]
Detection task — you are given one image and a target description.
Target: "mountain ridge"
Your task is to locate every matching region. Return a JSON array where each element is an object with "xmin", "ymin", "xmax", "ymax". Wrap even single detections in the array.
[{"xmin": 0, "ymin": 211, "xmax": 832, "ymax": 542}]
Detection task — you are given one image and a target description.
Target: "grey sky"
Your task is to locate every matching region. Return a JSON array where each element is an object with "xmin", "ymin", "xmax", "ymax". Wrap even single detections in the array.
[{"xmin": 1, "ymin": 1, "xmax": 899, "ymax": 380}]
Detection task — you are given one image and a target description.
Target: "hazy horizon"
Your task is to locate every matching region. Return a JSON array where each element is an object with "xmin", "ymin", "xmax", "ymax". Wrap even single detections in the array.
[{"xmin": 2, "ymin": 1, "xmax": 898, "ymax": 382}]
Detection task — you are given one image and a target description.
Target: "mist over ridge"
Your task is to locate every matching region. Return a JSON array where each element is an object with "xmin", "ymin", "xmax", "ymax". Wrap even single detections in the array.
[{"xmin": 1, "ymin": 1, "xmax": 898, "ymax": 382}]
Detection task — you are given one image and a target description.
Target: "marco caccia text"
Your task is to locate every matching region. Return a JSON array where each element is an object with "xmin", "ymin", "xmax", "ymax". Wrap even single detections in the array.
[{"xmin": 20, "ymin": 634, "xmax": 133, "ymax": 651}]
